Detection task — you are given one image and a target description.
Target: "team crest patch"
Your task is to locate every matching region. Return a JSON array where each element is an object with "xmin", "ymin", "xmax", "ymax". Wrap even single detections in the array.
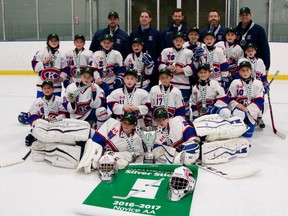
[
  {"xmin": 247, "ymin": 35, "xmax": 251, "ymax": 40},
  {"xmin": 116, "ymin": 39, "xmax": 121, "ymax": 44},
  {"xmin": 217, "ymin": 35, "xmax": 222, "ymax": 41},
  {"xmin": 148, "ymin": 36, "xmax": 153, "ymax": 41}
]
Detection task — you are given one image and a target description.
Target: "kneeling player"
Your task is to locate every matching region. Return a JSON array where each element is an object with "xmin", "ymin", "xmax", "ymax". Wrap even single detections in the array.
[
  {"xmin": 76, "ymin": 113, "xmax": 144, "ymax": 173},
  {"xmin": 228, "ymin": 60, "xmax": 264, "ymax": 138}
]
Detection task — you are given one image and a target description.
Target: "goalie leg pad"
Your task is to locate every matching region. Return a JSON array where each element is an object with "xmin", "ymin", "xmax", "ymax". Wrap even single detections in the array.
[
  {"xmin": 31, "ymin": 141, "xmax": 81, "ymax": 168},
  {"xmin": 76, "ymin": 139, "xmax": 103, "ymax": 174},
  {"xmin": 152, "ymin": 144, "xmax": 176, "ymax": 164},
  {"xmin": 173, "ymin": 143, "xmax": 200, "ymax": 165},
  {"xmin": 32, "ymin": 119, "xmax": 90, "ymax": 144},
  {"xmin": 201, "ymin": 138, "xmax": 250, "ymax": 164},
  {"xmin": 193, "ymin": 114, "xmax": 248, "ymax": 141}
]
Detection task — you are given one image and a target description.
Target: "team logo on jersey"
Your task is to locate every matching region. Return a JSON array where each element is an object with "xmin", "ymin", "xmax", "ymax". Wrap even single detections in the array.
[
  {"xmin": 148, "ymin": 36, "xmax": 153, "ymax": 41},
  {"xmin": 217, "ymin": 35, "xmax": 222, "ymax": 41},
  {"xmin": 76, "ymin": 101, "xmax": 91, "ymax": 115},
  {"xmin": 247, "ymin": 35, "xmax": 251, "ymax": 40},
  {"xmin": 116, "ymin": 39, "xmax": 121, "ymax": 44},
  {"xmin": 167, "ymin": 52, "xmax": 175, "ymax": 61},
  {"xmin": 70, "ymin": 66, "xmax": 83, "ymax": 77},
  {"xmin": 41, "ymin": 68, "xmax": 60, "ymax": 81}
]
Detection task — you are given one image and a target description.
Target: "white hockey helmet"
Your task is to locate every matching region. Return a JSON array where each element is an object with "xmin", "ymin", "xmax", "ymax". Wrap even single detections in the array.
[
  {"xmin": 97, "ymin": 154, "xmax": 118, "ymax": 183},
  {"xmin": 168, "ymin": 166, "xmax": 195, "ymax": 201}
]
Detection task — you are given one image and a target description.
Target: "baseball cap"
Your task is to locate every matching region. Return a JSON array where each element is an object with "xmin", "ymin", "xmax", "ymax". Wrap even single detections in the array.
[
  {"xmin": 80, "ymin": 67, "xmax": 94, "ymax": 77},
  {"xmin": 101, "ymin": 34, "xmax": 113, "ymax": 42},
  {"xmin": 188, "ymin": 26, "xmax": 200, "ymax": 34},
  {"xmin": 238, "ymin": 60, "xmax": 252, "ymax": 69},
  {"xmin": 153, "ymin": 108, "xmax": 169, "ymax": 120},
  {"xmin": 172, "ymin": 32, "xmax": 185, "ymax": 40},
  {"xmin": 74, "ymin": 34, "xmax": 85, "ymax": 41},
  {"xmin": 41, "ymin": 80, "xmax": 54, "ymax": 88},
  {"xmin": 239, "ymin": 7, "xmax": 251, "ymax": 15},
  {"xmin": 132, "ymin": 37, "xmax": 144, "ymax": 46},
  {"xmin": 245, "ymin": 42, "xmax": 257, "ymax": 50},
  {"xmin": 108, "ymin": 11, "xmax": 119, "ymax": 19},
  {"xmin": 124, "ymin": 68, "xmax": 138, "ymax": 78},
  {"xmin": 159, "ymin": 67, "xmax": 173, "ymax": 77},
  {"xmin": 121, "ymin": 113, "xmax": 137, "ymax": 125},
  {"xmin": 197, "ymin": 63, "xmax": 211, "ymax": 72},
  {"xmin": 47, "ymin": 33, "xmax": 59, "ymax": 41},
  {"xmin": 226, "ymin": 27, "xmax": 236, "ymax": 34},
  {"xmin": 203, "ymin": 30, "xmax": 215, "ymax": 38}
]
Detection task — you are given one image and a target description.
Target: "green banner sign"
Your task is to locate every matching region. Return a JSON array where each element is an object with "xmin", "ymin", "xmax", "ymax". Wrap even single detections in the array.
[{"xmin": 82, "ymin": 164, "xmax": 198, "ymax": 216}]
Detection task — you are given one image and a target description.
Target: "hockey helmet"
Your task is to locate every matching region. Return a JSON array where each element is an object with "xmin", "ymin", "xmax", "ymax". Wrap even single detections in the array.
[
  {"xmin": 98, "ymin": 154, "xmax": 118, "ymax": 183},
  {"xmin": 172, "ymin": 32, "xmax": 185, "ymax": 40},
  {"xmin": 188, "ymin": 26, "xmax": 200, "ymax": 35},
  {"xmin": 168, "ymin": 166, "xmax": 195, "ymax": 201},
  {"xmin": 153, "ymin": 108, "xmax": 168, "ymax": 120},
  {"xmin": 238, "ymin": 58, "xmax": 252, "ymax": 69},
  {"xmin": 74, "ymin": 34, "xmax": 85, "ymax": 41},
  {"xmin": 47, "ymin": 33, "xmax": 59, "ymax": 41},
  {"xmin": 132, "ymin": 37, "xmax": 144, "ymax": 46},
  {"xmin": 18, "ymin": 112, "xmax": 30, "ymax": 125}
]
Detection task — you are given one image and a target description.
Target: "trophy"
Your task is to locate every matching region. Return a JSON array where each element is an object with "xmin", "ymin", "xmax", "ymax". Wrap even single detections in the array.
[{"xmin": 137, "ymin": 126, "xmax": 157, "ymax": 164}]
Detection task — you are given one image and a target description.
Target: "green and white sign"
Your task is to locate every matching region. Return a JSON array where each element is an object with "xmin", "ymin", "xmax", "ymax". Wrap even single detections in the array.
[{"xmin": 82, "ymin": 164, "xmax": 198, "ymax": 216}]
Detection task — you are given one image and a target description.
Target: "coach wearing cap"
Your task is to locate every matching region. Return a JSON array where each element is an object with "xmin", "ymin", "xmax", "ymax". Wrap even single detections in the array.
[
  {"xmin": 89, "ymin": 11, "xmax": 130, "ymax": 58},
  {"xmin": 235, "ymin": 7, "xmax": 270, "ymax": 71}
]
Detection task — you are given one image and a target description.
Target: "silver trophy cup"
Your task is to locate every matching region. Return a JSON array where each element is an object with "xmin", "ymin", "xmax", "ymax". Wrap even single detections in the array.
[{"xmin": 138, "ymin": 126, "xmax": 157, "ymax": 164}]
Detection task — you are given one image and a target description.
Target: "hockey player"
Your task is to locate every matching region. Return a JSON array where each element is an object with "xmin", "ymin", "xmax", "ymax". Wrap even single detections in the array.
[
  {"xmin": 77, "ymin": 113, "xmax": 144, "ymax": 173},
  {"xmin": 89, "ymin": 34, "xmax": 126, "ymax": 94},
  {"xmin": 31, "ymin": 33, "xmax": 66, "ymax": 98},
  {"xmin": 215, "ymin": 27, "xmax": 244, "ymax": 79},
  {"xmin": 66, "ymin": 67, "xmax": 108, "ymax": 129},
  {"xmin": 190, "ymin": 63, "xmax": 231, "ymax": 120},
  {"xmin": 151, "ymin": 108, "xmax": 200, "ymax": 164},
  {"xmin": 195, "ymin": 30, "xmax": 229, "ymax": 91},
  {"xmin": 63, "ymin": 34, "xmax": 93, "ymax": 86},
  {"xmin": 107, "ymin": 69, "xmax": 151, "ymax": 128},
  {"xmin": 124, "ymin": 37, "xmax": 154, "ymax": 91},
  {"xmin": 25, "ymin": 80, "xmax": 67, "ymax": 146},
  {"xmin": 227, "ymin": 60, "xmax": 264, "ymax": 137},
  {"xmin": 158, "ymin": 32, "xmax": 194, "ymax": 114},
  {"xmin": 150, "ymin": 67, "xmax": 185, "ymax": 118},
  {"xmin": 244, "ymin": 43, "xmax": 269, "ymax": 128}
]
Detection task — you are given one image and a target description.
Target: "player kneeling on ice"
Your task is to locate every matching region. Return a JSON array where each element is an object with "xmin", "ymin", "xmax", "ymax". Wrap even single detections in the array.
[
  {"xmin": 66, "ymin": 67, "xmax": 108, "ymax": 130},
  {"xmin": 77, "ymin": 113, "xmax": 144, "ymax": 174},
  {"xmin": 190, "ymin": 63, "xmax": 231, "ymax": 121},
  {"xmin": 151, "ymin": 108, "xmax": 200, "ymax": 164},
  {"xmin": 25, "ymin": 80, "xmax": 67, "ymax": 146},
  {"xmin": 168, "ymin": 166, "xmax": 195, "ymax": 201},
  {"xmin": 227, "ymin": 60, "xmax": 264, "ymax": 138}
]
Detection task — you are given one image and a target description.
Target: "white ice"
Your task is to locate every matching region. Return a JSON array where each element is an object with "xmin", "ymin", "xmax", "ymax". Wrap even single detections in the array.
[{"xmin": 0, "ymin": 76, "xmax": 287, "ymax": 216}]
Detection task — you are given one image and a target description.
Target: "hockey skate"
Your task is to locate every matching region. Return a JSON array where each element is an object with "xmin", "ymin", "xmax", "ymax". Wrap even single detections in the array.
[{"xmin": 257, "ymin": 117, "xmax": 265, "ymax": 129}]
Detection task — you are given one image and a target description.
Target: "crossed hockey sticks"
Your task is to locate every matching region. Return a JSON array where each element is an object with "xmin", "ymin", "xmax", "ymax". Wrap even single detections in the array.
[
  {"xmin": 0, "ymin": 149, "xmax": 31, "ymax": 168},
  {"xmin": 267, "ymin": 70, "xmax": 286, "ymax": 140}
]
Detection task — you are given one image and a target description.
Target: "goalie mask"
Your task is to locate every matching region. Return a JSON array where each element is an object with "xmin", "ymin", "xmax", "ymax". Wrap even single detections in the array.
[
  {"xmin": 97, "ymin": 154, "xmax": 118, "ymax": 183},
  {"xmin": 168, "ymin": 166, "xmax": 195, "ymax": 201}
]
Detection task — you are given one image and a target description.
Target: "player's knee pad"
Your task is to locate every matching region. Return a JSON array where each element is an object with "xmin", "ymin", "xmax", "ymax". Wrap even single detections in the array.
[
  {"xmin": 18, "ymin": 112, "xmax": 30, "ymax": 125},
  {"xmin": 232, "ymin": 108, "xmax": 246, "ymax": 120},
  {"xmin": 95, "ymin": 107, "xmax": 108, "ymax": 129},
  {"xmin": 217, "ymin": 107, "xmax": 231, "ymax": 119},
  {"xmin": 201, "ymin": 138, "xmax": 250, "ymax": 164}
]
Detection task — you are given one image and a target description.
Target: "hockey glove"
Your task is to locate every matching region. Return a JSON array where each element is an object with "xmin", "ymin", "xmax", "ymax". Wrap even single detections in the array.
[
  {"xmin": 221, "ymin": 77, "xmax": 230, "ymax": 91},
  {"xmin": 142, "ymin": 53, "xmax": 154, "ymax": 69},
  {"xmin": 264, "ymin": 82, "xmax": 270, "ymax": 94},
  {"xmin": 192, "ymin": 47, "xmax": 204, "ymax": 62},
  {"xmin": 113, "ymin": 77, "xmax": 123, "ymax": 89}
]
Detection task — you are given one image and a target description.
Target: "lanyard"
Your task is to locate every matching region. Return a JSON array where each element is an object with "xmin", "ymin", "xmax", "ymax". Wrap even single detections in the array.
[
  {"xmin": 73, "ymin": 49, "xmax": 82, "ymax": 76},
  {"xmin": 122, "ymin": 131, "xmax": 135, "ymax": 152},
  {"xmin": 243, "ymin": 80, "xmax": 252, "ymax": 105},
  {"xmin": 42, "ymin": 95, "xmax": 55, "ymax": 119},
  {"xmin": 124, "ymin": 86, "xmax": 135, "ymax": 104}
]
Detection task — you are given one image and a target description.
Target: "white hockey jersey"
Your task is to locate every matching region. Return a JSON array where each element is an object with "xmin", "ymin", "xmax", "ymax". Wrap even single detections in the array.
[
  {"xmin": 32, "ymin": 48, "xmax": 66, "ymax": 94},
  {"xmin": 190, "ymin": 80, "xmax": 229, "ymax": 118},
  {"xmin": 215, "ymin": 41, "xmax": 244, "ymax": 66},
  {"xmin": 92, "ymin": 118, "xmax": 144, "ymax": 153},
  {"xmin": 29, "ymin": 95, "xmax": 66, "ymax": 124},
  {"xmin": 150, "ymin": 84, "xmax": 185, "ymax": 117},
  {"xmin": 246, "ymin": 57, "xmax": 267, "ymax": 81},
  {"xmin": 201, "ymin": 45, "xmax": 229, "ymax": 82},
  {"xmin": 158, "ymin": 47, "xmax": 194, "ymax": 90},
  {"xmin": 228, "ymin": 79, "xmax": 264, "ymax": 119},
  {"xmin": 89, "ymin": 49, "xmax": 124, "ymax": 90},
  {"xmin": 124, "ymin": 52, "xmax": 153, "ymax": 89},
  {"xmin": 107, "ymin": 87, "xmax": 151, "ymax": 118},
  {"xmin": 66, "ymin": 82, "xmax": 105, "ymax": 120},
  {"xmin": 64, "ymin": 48, "xmax": 93, "ymax": 83}
]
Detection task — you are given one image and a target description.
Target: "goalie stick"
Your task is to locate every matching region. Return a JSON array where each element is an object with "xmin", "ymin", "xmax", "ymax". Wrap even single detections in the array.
[
  {"xmin": 0, "ymin": 149, "xmax": 31, "ymax": 168},
  {"xmin": 196, "ymin": 161, "xmax": 261, "ymax": 180},
  {"xmin": 267, "ymin": 70, "xmax": 286, "ymax": 140}
]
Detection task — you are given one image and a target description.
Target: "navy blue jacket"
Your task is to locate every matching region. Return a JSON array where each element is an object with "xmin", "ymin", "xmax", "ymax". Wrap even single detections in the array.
[
  {"xmin": 235, "ymin": 20, "xmax": 270, "ymax": 70},
  {"xmin": 200, "ymin": 24, "xmax": 226, "ymax": 43},
  {"xmin": 161, "ymin": 23, "xmax": 189, "ymax": 49},
  {"xmin": 130, "ymin": 25, "xmax": 163, "ymax": 62},
  {"xmin": 89, "ymin": 26, "xmax": 130, "ymax": 58}
]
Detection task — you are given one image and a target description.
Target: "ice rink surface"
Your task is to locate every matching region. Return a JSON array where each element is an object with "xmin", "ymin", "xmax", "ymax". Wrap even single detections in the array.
[{"xmin": 0, "ymin": 76, "xmax": 287, "ymax": 216}]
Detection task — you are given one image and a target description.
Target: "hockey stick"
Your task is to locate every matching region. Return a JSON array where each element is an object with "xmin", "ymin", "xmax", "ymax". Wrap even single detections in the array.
[
  {"xmin": 0, "ymin": 149, "xmax": 31, "ymax": 168},
  {"xmin": 196, "ymin": 161, "xmax": 261, "ymax": 180},
  {"xmin": 268, "ymin": 70, "xmax": 279, "ymax": 86},
  {"xmin": 112, "ymin": 178, "xmax": 164, "ymax": 200}
]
